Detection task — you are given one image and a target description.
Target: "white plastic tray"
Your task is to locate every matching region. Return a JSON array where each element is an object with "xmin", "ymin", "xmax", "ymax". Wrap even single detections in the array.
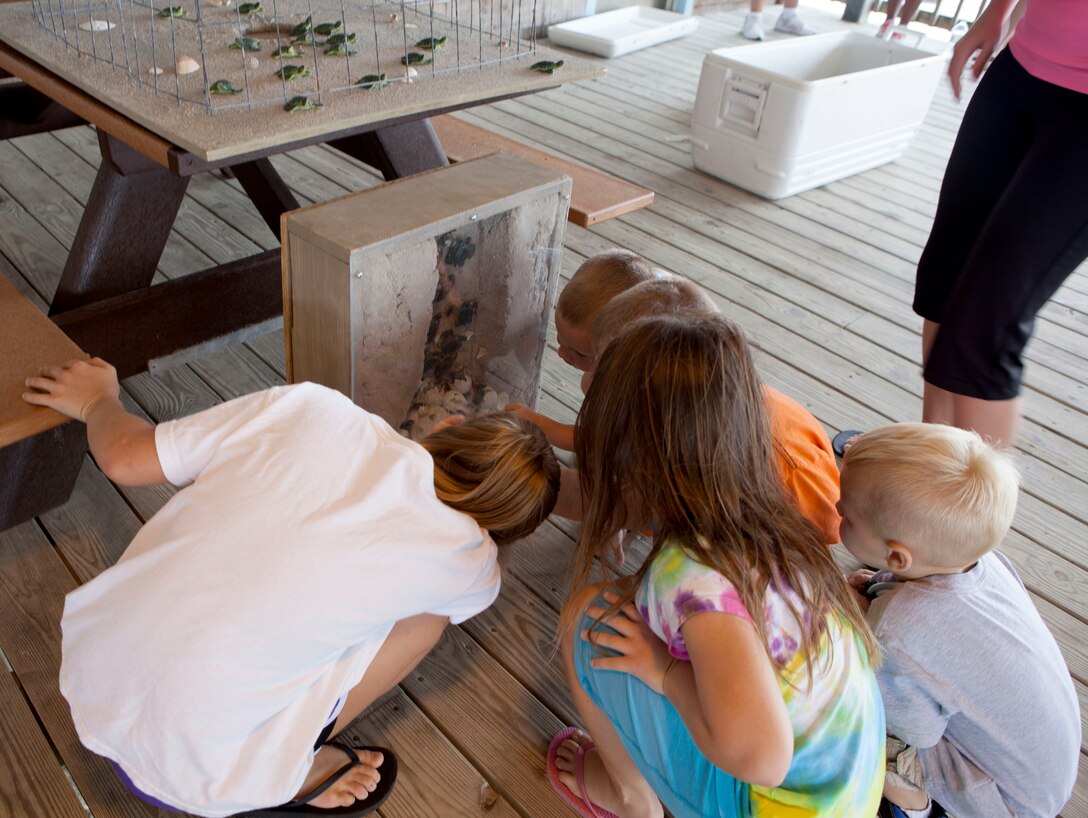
[{"xmin": 547, "ymin": 6, "xmax": 699, "ymax": 59}]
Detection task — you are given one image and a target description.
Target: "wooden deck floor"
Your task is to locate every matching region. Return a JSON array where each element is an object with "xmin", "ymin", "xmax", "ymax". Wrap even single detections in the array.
[{"xmin": 1, "ymin": 6, "xmax": 1086, "ymax": 817}]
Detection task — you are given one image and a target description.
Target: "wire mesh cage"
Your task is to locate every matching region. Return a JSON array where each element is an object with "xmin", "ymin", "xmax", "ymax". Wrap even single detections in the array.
[{"xmin": 30, "ymin": 0, "xmax": 545, "ymax": 112}]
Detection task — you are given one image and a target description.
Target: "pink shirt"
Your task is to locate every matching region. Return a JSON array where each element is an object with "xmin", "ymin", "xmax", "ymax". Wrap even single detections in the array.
[{"xmin": 1009, "ymin": 0, "xmax": 1088, "ymax": 94}]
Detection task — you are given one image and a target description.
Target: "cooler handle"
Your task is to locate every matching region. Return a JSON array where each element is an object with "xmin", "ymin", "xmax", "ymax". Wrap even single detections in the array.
[{"xmin": 719, "ymin": 73, "xmax": 767, "ymax": 137}]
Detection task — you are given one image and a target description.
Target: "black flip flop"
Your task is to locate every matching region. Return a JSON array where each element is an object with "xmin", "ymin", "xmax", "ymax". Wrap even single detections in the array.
[
  {"xmin": 240, "ymin": 742, "xmax": 398, "ymax": 817},
  {"xmin": 832, "ymin": 429, "xmax": 863, "ymax": 458}
]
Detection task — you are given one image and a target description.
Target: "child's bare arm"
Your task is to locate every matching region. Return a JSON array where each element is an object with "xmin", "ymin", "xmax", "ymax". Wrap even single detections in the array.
[
  {"xmin": 23, "ymin": 358, "xmax": 166, "ymax": 486},
  {"xmin": 505, "ymin": 403, "xmax": 575, "ymax": 451},
  {"xmin": 671, "ymin": 613, "xmax": 793, "ymax": 786}
]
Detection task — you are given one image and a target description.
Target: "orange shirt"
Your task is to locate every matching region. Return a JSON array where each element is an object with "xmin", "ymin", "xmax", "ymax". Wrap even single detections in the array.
[{"xmin": 764, "ymin": 386, "xmax": 841, "ymax": 545}]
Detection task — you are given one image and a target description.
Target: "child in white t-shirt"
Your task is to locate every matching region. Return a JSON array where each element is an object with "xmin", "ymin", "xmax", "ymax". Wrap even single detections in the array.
[{"xmin": 24, "ymin": 357, "xmax": 560, "ymax": 818}]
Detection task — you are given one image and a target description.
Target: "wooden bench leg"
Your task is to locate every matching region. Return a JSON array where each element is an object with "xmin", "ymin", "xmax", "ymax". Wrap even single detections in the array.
[
  {"xmin": 231, "ymin": 158, "xmax": 301, "ymax": 239},
  {"xmin": 329, "ymin": 118, "xmax": 449, "ymax": 181},
  {"xmin": 49, "ymin": 130, "xmax": 189, "ymax": 315},
  {"xmin": 0, "ymin": 424, "xmax": 86, "ymax": 531}
]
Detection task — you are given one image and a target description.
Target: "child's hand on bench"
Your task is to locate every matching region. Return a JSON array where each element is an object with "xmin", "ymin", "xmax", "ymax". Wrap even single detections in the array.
[{"xmin": 23, "ymin": 358, "xmax": 120, "ymax": 422}]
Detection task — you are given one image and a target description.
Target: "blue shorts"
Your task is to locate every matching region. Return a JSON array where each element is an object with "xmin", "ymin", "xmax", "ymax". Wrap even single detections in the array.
[{"xmin": 574, "ymin": 605, "xmax": 751, "ymax": 818}]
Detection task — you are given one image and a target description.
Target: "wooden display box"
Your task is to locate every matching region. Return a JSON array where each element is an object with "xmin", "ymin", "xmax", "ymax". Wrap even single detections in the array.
[{"xmin": 282, "ymin": 152, "xmax": 571, "ymax": 435}]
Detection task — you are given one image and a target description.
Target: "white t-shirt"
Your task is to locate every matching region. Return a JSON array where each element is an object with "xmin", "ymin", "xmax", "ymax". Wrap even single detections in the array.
[{"xmin": 59, "ymin": 383, "xmax": 500, "ymax": 817}]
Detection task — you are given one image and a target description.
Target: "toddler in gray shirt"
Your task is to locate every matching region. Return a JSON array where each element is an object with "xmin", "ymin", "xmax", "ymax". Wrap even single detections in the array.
[{"xmin": 837, "ymin": 423, "xmax": 1080, "ymax": 818}]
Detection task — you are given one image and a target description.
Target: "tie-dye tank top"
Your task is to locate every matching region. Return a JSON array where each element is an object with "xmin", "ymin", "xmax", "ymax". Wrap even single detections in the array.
[{"xmin": 635, "ymin": 541, "xmax": 885, "ymax": 817}]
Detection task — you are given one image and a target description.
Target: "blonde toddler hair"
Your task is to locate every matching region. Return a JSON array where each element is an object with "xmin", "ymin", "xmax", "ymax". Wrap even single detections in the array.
[
  {"xmin": 556, "ymin": 250, "xmax": 655, "ymax": 329},
  {"xmin": 421, "ymin": 412, "xmax": 561, "ymax": 545},
  {"xmin": 592, "ymin": 276, "xmax": 718, "ymax": 356},
  {"xmin": 843, "ymin": 423, "xmax": 1019, "ymax": 566}
]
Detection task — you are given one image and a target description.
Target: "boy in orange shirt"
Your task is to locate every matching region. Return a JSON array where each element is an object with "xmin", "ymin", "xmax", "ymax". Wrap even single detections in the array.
[{"xmin": 511, "ymin": 266, "xmax": 840, "ymax": 544}]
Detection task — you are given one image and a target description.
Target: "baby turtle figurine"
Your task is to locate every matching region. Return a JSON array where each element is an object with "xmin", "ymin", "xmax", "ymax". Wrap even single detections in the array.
[
  {"xmin": 289, "ymin": 15, "xmax": 312, "ymax": 37},
  {"xmin": 400, "ymin": 51, "xmax": 431, "ymax": 66},
  {"xmin": 157, "ymin": 5, "xmax": 187, "ymax": 17},
  {"xmin": 325, "ymin": 32, "xmax": 357, "ymax": 45},
  {"xmin": 208, "ymin": 79, "xmax": 242, "ymax": 94},
  {"xmin": 229, "ymin": 36, "xmax": 261, "ymax": 51},
  {"xmin": 356, "ymin": 73, "xmax": 390, "ymax": 89},
  {"xmin": 284, "ymin": 95, "xmax": 321, "ymax": 112},
  {"xmin": 313, "ymin": 20, "xmax": 342, "ymax": 36},
  {"xmin": 415, "ymin": 36, "xmax": 447, "ymax": 50},
  {"xmin": 271, "ymin": 44, "xmax": 301, "ymax": 59},
  {"xmin": 237, "ymin": 2, "xmax": 262, "ymax": 13},
  {"xmin": 323, "ymin": 42, "xmax": 356, "ymax": 57},
  {"xmin": 275, "ymin": 64, "xmax": 310, "ymax": 81},
  {"xmin": 529, "ymin": 59, "xmax": 564, "ymax": 74}
]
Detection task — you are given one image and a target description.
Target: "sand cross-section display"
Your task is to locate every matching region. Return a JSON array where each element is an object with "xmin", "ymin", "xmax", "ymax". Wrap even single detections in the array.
[
  {"xmin": 282, "ymin": 153, "xmax": 571, "ymax": 439},
  {"xmin": 0, "ymin": 0, "xmax": 601, "ymax": 161}
]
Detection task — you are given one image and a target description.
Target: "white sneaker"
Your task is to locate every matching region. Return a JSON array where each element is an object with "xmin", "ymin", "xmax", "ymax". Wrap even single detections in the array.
[
  {"xmin": 740, "ymin": 13, "xmax": 764, "ymax": 40},
  {"xmin": 876, "ymin": 18, "xmax": 894, "ymax": 38},
  {"xmin": 774, "ymin": 13, "xmax": 815, "ymax": 35}
]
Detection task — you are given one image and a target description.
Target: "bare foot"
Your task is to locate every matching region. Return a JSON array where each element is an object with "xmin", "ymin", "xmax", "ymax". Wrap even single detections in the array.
[
  {"xmin": 555, "ymin": 730, "xmax": 628, "ymax": 817},
  {"xmin": 295, "ymin": 745, "xmax": 384, "ymax": 809}
]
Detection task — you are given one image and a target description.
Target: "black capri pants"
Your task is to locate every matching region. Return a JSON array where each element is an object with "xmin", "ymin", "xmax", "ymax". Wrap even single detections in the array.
[{"xmin": 913, "ymin": 48, "xmax": 1088, "ymax": 401}]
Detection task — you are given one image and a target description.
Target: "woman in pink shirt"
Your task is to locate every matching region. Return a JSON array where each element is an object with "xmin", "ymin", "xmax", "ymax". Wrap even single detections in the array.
[{"xmin": 912, "ymin": 0, "xmax": 1088, "ymax": 447}]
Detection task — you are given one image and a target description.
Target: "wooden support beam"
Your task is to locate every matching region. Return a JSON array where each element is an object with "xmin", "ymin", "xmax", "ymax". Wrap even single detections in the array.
[{"xmin": 52, "ymin": 250, "xmax": 283, "ymax": 380}]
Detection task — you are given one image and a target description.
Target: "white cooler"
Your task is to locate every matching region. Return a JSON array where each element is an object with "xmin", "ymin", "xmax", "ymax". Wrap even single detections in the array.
[{"xmin": 691, "ymin": 31, "xmax": 945, "ymax": 199}]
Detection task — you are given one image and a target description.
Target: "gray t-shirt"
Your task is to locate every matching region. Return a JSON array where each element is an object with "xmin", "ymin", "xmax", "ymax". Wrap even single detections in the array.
[{"xmin": 868, "ymin": 552, "xmax": 1080, "ymax": 818}]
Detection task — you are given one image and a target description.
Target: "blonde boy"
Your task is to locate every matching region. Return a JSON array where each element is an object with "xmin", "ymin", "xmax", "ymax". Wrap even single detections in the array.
[
  {"xmin": 839, "ymin": 423, "xmax": 1079, "ymax": 818},
  {"xmin": 552, "ymin": 250, "xmax": 655, "ymax": 373}
]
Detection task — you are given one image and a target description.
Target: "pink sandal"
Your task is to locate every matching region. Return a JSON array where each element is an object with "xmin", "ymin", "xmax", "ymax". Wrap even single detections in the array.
[{"xmin": 546, "ymin": 727, "xmax": 621, "ymax": 818}]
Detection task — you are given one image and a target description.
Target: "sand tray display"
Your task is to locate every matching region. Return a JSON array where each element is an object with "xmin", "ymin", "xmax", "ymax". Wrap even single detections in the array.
[{"xmin": 0, "ymin": 0, "xmax": 602, "ymax": 161}]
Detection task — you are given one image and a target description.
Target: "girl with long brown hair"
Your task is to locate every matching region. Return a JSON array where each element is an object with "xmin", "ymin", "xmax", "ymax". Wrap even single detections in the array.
[{"xmin": 547, "ymin": 315, "xmax": 884, "ymax": 818}]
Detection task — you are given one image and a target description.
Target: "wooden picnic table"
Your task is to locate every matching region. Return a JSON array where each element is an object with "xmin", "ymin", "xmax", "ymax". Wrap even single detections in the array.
[{"xmin": 0, "ymin": 3, "xmax": 601, "ymax": 527}]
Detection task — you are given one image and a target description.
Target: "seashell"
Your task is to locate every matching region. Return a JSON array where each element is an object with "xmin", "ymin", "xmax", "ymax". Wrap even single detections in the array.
[
  {"xmin": 444, "ymin": 391, "xmax": 469, "ymax": 414},
  {"xmin": 245, "ymin": 55, "xmax": 259, "ymax": 69},
  {"xmin": 79, "ymin": 19, "xmax": 115, "ymax": 31},
  {"xmin": 176, "ymin": 55, "xmax": 200, "ymax": 75},
  {"xmin": 403, "ymin": 65, "xmax": 417, "ymax": 83},
  {"xmin": 148, "ymin": 66, "xmax": 164, "ymax": 75}
]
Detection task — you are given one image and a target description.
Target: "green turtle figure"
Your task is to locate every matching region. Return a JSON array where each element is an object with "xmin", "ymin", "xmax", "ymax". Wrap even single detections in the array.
[
  {"xmin": 283, "ymin": 95, "xmax": 321, "ymax": 111},
  {"xmin": 209, "ymin": 79, "xmax": 242, "ymax": 94},
  {"xmin": 356, "ymin": 73, "xmax": 390, "ymax": 89},
  {"xmin": 275, "ymin": 64, "xmax": 310, "ymax": 80},
  {"xmin": 529, "ymin": 59, "xmax": 563, "ymax": 74}
]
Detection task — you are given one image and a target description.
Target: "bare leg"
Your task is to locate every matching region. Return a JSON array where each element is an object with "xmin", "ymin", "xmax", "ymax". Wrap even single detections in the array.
[
  {"xmin": 295, "ymin": 614, "xmax": 449, "ymax": 808},
  {"xmin": 951, "ymin": 393, "xmax": 1020, "ymax": 449},
  {"xmin": 882, "ymin": 0, "xmax": 902, "ymax": 23},
  {"xmin": 897, "ymin": 0, "xmax": 923, "ymax": 25},
  {"xmin": 920, "ymin": 320, "xmax": 1020, "ymax": 447},
  {"xmin": 558, "ymin": 585, "xmax": 662, "ymax": 818},
  {"xmin": 884, "ymin": 778, "xmax": 931, "ymax": 811},
  {"xmin": 749, "ymin": 0, "xmax": 764, "ymax": 11},
  {"xmin": 920, "ymin": 320, "xmax": 955, "ymax": 426},
  {"xmin": 332, "ymin": 613, "xmax": 449, "ymax": 732}
]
